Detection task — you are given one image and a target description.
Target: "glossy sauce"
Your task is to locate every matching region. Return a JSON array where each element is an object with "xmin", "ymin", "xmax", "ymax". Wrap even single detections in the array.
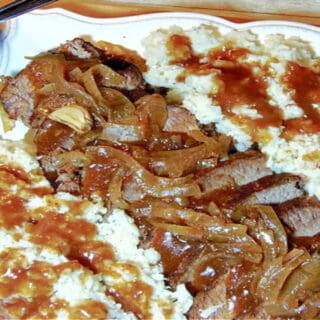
[
  {"xmin": 167, "ymin": 34, "xmax": 320, "ymax": 142},
  {"xmin": 82, "ymin": 163, "xmax": 116, "ymax": 198},
  {"xmin": 34, "ymin": 120, "xmax": 75, "ymax": 155},
  {"xmin": 190, "ymin": 253, "xmax": 227, "ymax": 293},
  {"xmin": 82, "ymin": 149, "xmax": 120, "ymax": 197},
  {"xmin": 167, "ymin": 35, "xmax": 284, "ymax": 140},
  {"xmin": 225, "ymin": 262, "xmax": 259, "ymax": 316},
  {"xmin": 149, "ymin": 229, "xmax": 203, "ymax": 275},
  {"xmin": 0, "ymin": 188, "xmax": 27, "ymax": 229},
  {"xmin": 166, "ymin": 34, "xmax": 193, "ymax": 65},
  {"xmin": 70, "ymin": 240, "xmax": 115, "ymax": 273},
  {"xmin": 0, "ymin": 165, "xmax": 31, "ymax": 184},
  {"xmin": 283, "ymin": 62, "xmax": 320, "ymax": 137},
  {"xmin": 2, "ymin": 297, "xmax": 65, "ymax": 320},
  {"xmin": 0, "ymin": 166, "xmax": 157, "ymax": 318},
  {"xmin": 0, "ymin": 252, "xmax": 59, "ymax": 319},
  {"xmin": 107, "ymin": 280, "xmax": 153, "ymax": 320},
  {"xmin": 103, "ymin": 261, "xmax": 141, "ymax": 280},
  {"xmin": 213, "ymin": 64, "xmax": 283, "ymax": 139},
  {"xmin": 0, "ymin": 253, "xmax": 108, "ymax": 319},
  {"xmin": 27, "ymin": 212, "xmax": 97, "ymax": 256}
]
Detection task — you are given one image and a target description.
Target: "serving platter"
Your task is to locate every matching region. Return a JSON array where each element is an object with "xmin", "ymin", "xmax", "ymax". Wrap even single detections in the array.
[
  {"xmin": 1, "ymin": 8, "xmax": 320, "ymax": 77},
  {"xmin": 0, "ymin": 8, "xmax": 320, "ymax": 319}
]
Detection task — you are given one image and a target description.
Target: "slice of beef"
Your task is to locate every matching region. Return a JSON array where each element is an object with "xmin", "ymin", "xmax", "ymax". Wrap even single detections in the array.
[
  {"xmin": 211, "ymin": 173, "xmax": 304, "ymax": 213},
  {"xmin": 276, "ymin": 196, "xmax": 320, "ymax": 237},
  {"xmin": 56, "ymin": 38, "xmax": 151, "ymax": 101},
  {"xmin": 51, "ymin": 38, "xmax": 102, "ymax": 59},
  {"xmin": 1, "ymin": 38, "xmax": 150, "ymax": 127},
  {"xmin": 40, "ymin": 149, "xmax": 89, "ymax": 194},
  {"xmin": 163, "ymin": 105, "xmax": 200, "ymax": 133},
  {"xmin": 0, "ymin": 74, "xmax": 35, "ymax": 123},
  {"xmin": 198, "ymin": 150, "xmax": 273, "ymax": 194},
  {"xmin": 275, "ymin": 196, "xmax": 320, "ymax": 251},
  {"xmin": 188, "ymin": 273, "xmax": 236, "ymax": 320}
]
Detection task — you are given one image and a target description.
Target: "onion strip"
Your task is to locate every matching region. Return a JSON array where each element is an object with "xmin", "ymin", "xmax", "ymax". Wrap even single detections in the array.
[
  {"xmin": 86, "ymin": 146, "xmax": 201, "ymax": 199},
  {"xmin": 257, "ymin": 248, "xmax": 310, "ymax": 305}
]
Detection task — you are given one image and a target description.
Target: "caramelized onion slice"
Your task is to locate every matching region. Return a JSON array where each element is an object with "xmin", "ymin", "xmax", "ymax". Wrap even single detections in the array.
[
  {"xmin": 257, "ymin": 248, "xmax": 310, "ymax": 305},
  {"xmin": 265, "ymin": 292, "xmax": 320, "ymax": 319},
  {"xmin": 100, "ymin": 123, "xmax": 145, "ymax": 143},
  {"xmin": 190, "ymin": 130, "xmax": 231, "ymax": 157},
  {"xmin": 136, "ymin": 199, "xmax": 248, "ymax": 237},
  {"xmin": 232, "ymin": 205, "xmax": 288, "ymax": 261},
  {"xmin": 149, "ymin": 142, "xmax": 220, "ymax": 178},
  {"xmin": 136, "ymin": 94, "xmax": 168, "ymax": 130},
  {"xmin": 52, "ymin": 150, "xmax": 89, "ymax": 168},
  {"xmin": 32, "ymin": 56, "xmax": 97, "ymax": 108},
  {"xmin": 87, "ymin": 64, "xmax": 126, "ymax": 88},
  {"xmin": 31, "ymin": 55, "xmax": 109, "ymax": 125},
  {"xmin": 0, "ymin": 103, "xmax": 14, "ymax": 132},
  {"xmin": 71, "ymin": 66, "xmax": 135, "ymax": 123},
  {"xmin": 86, "ymin": 146, "xmax": 201, "ymax": 199},
  {"xmin": 211, "ymin": 235, "xmax": 263, "ymax": 263},
  {"xmin": 107, "ymin": 167, "xmax": 129, "ymax": 210},
  {"xmin": 101, "ymin": 88, "xmax": 138, "ymax": 124},
  {"xmin": 275, "ymin": 253, "xmax": 320, "ymax": 310},
  {"xmin": 150, "ymin": 222, "xmax": 207, "ymax": 241}
]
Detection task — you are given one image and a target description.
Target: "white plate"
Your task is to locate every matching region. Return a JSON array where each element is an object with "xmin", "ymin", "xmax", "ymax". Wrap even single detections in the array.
[{"xmin": 2, "ymin": 9, "xmax": 320, "ymax": 76}]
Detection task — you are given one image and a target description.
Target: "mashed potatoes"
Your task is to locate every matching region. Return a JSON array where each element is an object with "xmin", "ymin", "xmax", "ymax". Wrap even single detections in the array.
[
  {"xmin": 142, "ymin": 25, "xmax": 320, "ymax": 199},
  {"xmin": 0, "ymin": 139, "xmax": 192, "ymax": 319}
]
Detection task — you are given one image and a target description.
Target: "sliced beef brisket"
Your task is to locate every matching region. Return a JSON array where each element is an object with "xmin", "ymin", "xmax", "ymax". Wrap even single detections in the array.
[
  {"xmin": 0, "ymin": 73, "xmax": 36, "ymax": 124},
  {"xmin": 197, "ymin": 150, "xmax": 273, "ymax": 194},
  {"xmin": 275, "ymin": 196, "xmax": 320, "ymax": 251},
  {"xmin": 51, "ymin": 37, "xmax": 102, "ymax": 59}
]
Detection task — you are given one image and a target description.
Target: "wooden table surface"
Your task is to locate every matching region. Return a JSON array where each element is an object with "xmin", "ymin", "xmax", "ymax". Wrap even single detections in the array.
[{"xmin": 42, "ymin": 0, "xmax": 320, "ymax": 26}]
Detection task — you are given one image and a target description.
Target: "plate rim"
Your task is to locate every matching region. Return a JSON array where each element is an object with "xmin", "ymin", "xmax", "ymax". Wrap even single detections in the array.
[
  {"xmin": 2, "ymin": 8, "xmax": 320, "ymax": 75},
  {"xmin": 3, "ymin": 8, "xmax": 320, "ymax": 36},
  {"xmin": 31, "ymin": 8, "xmax": 320, "ymax": 32}
]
